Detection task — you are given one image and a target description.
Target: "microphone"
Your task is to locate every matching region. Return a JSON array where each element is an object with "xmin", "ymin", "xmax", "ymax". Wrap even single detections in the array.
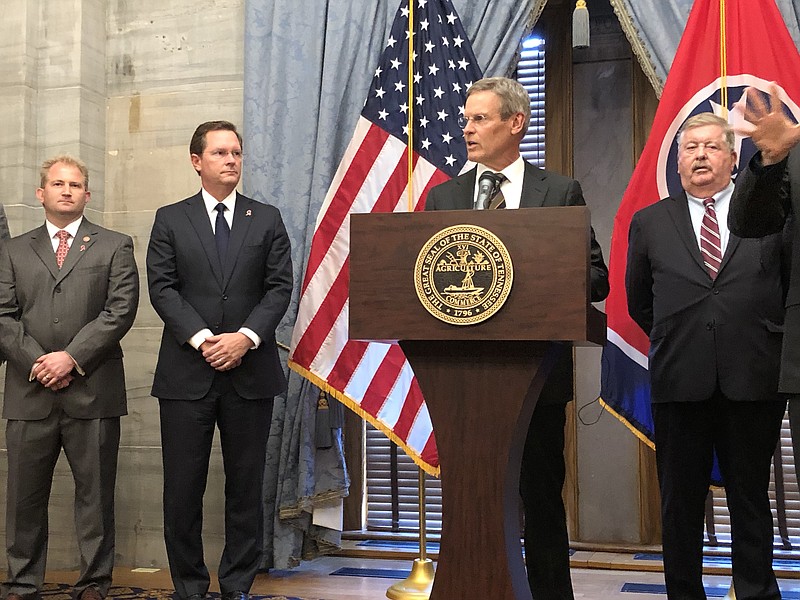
[{"xmin": 475, "ymin": 171, "xmax": 498, "ymax": 210}]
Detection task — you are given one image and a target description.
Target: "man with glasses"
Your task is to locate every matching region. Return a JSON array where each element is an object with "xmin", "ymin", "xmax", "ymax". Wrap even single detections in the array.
[
  {"xmin": 627, "ymin": 113, "xmax": 786, "ymax": 599},
  {"xmin": 426, "ymin": 77, "xmax": 609, "ymax": 600},
  {"xmin": 146, "ymin": 121, "xmax": 292, "ymax": 600}
]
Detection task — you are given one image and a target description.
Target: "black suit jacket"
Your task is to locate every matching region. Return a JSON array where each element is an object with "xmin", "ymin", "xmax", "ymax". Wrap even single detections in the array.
[
  {"xmin": 147, "ymin": 192, "xmax": 293, "ymax": 400},
  {"xmin": 730, "ymin": 151, "xmax": 800, "ymax": 392},
  {"xmin": 627, "ymin": 192, "xmax": 786, "ymax": 403},
  {"xmin": 425, "ymin": 161, "xmax": 609, "ymax": 404}
]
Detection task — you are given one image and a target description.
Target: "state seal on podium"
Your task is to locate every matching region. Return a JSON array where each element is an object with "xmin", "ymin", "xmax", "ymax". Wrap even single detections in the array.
[{"xmin": 414, "ymin": 224, "xmax": 513, "ymax": 326}]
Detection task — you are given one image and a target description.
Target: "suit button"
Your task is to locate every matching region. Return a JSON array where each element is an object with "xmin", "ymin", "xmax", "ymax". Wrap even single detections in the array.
[
  {"xmin": 214, "ymin": 323, "xmax": 221, "ymax": 329},
  {"xmin": 706, "ymin": 323, "xmax": 713, "ymax": 330},
  {"xmin": 54, "ymin": 286, "xmax": 61, "ymax": 293},
  {"xmin": 713, "ymin": 289, "xmax": 720, "ymax": 295},
  {"xmin": 223, "ymin": 295, "xmax": 228, "ymax": 301},
  {"xmin": 53, "ymin": 318, "xmax": 59, "ymax": 323}
]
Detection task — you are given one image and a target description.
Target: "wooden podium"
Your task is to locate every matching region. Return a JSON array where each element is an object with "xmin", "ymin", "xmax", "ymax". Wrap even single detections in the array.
[{"xmin": 349, "ymin": 207, "xmax": 605, "ymax": 600}]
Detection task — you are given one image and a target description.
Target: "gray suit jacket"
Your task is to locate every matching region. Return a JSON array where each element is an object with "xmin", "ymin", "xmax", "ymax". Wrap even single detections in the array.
[{"xmin": 0, "ymin": 219, "xmax": 139, "ymax": 420}]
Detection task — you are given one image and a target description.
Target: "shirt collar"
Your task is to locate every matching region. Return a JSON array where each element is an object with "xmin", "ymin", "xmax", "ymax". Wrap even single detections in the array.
[
  {"xmin": 685, "ymin": 180, "xmax": 734, "ymax": 208},
  {"xmin": 476, "ymin": 155, "xmax": 525, "ymax": 184},
  {"xmin": 45, "ymin": 216, "xmax": 83, "ymax": 240},
  {"xmin": 201, "ymin": 188, "xmax": 237, "ymax": 215}
]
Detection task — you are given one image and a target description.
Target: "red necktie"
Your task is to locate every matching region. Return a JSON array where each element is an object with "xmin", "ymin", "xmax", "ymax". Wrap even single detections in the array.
[
  {"xmin": 55, "ymin": 230, "xmax": 71, "ymax": 269},
  {"xmin": 700, "ymin": 197, "xmax": 722, "ymax": 279}
]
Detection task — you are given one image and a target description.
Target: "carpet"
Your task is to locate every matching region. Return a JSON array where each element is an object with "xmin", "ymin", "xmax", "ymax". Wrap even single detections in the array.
[
  {"xmin": 329, "ymin": 567, "xmax": 410, "ymax": 579},
  {"xmin": 39, "ymin": 584, "xmax": 322, "ymax": 600},
  {"xmin": 353, "ymin": 539, "xmax": 575, "ymax": 557}
]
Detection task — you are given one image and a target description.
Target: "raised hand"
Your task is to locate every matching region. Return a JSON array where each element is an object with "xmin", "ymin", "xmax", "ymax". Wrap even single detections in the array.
[{"xmin": 735, "ymin": 83, "xmax": 800, "ymax": 165}]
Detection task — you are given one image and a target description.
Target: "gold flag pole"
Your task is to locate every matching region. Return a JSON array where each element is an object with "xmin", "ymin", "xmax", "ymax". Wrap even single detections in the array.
[
  {"xmin": 386, "ymin": 469, "xmax": 435, "ymax": 599},
  {"xmin": 387, "ymin": 2, "xmax": 435, "ymax": 597},
  {"xmin": 406, "ymin": 0, "xmax": 415, "ymax": 213},
  {"xmin": 719, "ymin": 0, "xmax": 728, "ymax": 118}
]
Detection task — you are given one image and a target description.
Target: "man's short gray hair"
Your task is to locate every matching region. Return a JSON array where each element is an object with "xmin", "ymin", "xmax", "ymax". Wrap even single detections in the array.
[
  {"xmin": 677, "ymin": 113, "xmax": 735, "ymax": 151},
  {"xmin": 467, "ymin": 77, "xmax": 531, "ymax": 131}
]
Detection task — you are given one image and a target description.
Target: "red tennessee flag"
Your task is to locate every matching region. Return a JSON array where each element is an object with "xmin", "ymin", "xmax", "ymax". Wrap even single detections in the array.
[
  {"xmin": 601, "ymin": 0, "xmax": 800, "ymax": 442},
  {"xmin": 288, "ymin": 0, "xmax": 483, "ymax": 476}
]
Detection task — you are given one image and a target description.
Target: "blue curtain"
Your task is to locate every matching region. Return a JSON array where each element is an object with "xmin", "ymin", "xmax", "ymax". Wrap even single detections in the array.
[
  {"xmin": 243, "ymin": 0, "xmax": 544, "ymax": 570},
  {"xmin": 610, "ymin": 0, "xmax": 800, "ymax": 95}
]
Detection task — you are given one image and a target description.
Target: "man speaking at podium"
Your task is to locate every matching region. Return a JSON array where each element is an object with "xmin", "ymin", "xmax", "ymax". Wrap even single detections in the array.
[{"xmin": 425, "ymin": 76, "xmax": 609, "ymax": 600}]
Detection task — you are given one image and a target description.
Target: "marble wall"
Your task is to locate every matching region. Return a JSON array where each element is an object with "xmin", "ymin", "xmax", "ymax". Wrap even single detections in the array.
[
  {"xmin": 106, "ymin": 0, "xmax": 246, "ymax": 571},
  {"xmin": 572, "ymin": 15, "xmax": 643, "ymax": 545},
  {"xmin": 0, "ymin": 0, "xmax": 245, "ymax": 571}
]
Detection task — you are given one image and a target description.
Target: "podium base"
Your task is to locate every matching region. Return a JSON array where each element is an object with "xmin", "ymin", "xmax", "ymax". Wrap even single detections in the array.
[{"xmin": 385, "ymin": 559, "xmax": 435, "ymax": 600}]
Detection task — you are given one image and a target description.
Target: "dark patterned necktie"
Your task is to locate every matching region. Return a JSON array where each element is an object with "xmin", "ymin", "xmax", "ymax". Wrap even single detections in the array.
[
  {"xmin": 55, "ymin": 230, "xmax": 70, "ymax": 269},
  {"xmin": 700, "ymin": 197, "xmax": 722, "ymax": 279},
  {"xmin": 487, "ymin": 172, "xmax": 507, "ymax": 209},
  {"xmin": 215, "ymin": 203, "xmax": 230, "ymax": 261}
]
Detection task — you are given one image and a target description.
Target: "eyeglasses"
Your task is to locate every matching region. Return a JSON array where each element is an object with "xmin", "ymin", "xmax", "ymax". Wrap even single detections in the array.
[
  {"xmin": 458, "ymin": 114, "xmax": 501, "ymax": 129},
  {"xmin": 679, "ymin": 141, "xmax": 727, "ymax": 156},
  {"xmin": 206, "ymin": 149, "xmax": 243, "ymax": 160}
]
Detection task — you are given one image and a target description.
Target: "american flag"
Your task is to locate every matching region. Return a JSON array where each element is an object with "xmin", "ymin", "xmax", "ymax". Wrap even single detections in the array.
[{"xmin": 288, "ymin": 0, "xmax": 482, "ymax": 476}]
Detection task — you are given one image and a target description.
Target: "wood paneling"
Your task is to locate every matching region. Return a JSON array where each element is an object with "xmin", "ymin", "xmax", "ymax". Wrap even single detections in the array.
[
  {"xmin": 535, "ymin": 0, "xmax": 581, "ymax": 540},
  {"xmin": 631, "ymin": 60, "xmax": 661, "ymax": 546}
]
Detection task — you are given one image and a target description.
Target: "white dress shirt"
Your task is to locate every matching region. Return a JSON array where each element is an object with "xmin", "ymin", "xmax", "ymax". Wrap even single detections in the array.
[
  {"xmin": 45, "ymin": 217, "xmax": 83, "ymax": 251},
  {"xmin": 202, "ymin": 188, "xmax": 235, "ymax": 232},
  {"xmin": 474, "ymin": 155, "xmax": 526, "ymax": 209},
  {"xmin": 686, "ymin": 181, "xmax": 733, "ymax": 256}
]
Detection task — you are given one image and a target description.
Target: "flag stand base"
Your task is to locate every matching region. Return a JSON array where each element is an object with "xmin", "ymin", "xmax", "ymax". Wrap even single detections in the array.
[{"xmin": 385, "ymin": 558, "xmax": 435, "ymax": 600}]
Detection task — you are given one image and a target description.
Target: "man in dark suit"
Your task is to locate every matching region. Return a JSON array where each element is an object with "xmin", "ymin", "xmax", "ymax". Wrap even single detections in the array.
[
  {"xmin": 627, "ymin": 113, "xmax": 786, "ymax": 600},
  {"xmin": 0, "ymin": 155, "xmax": 139, "ymax": 600},
  {"xmin": 147, "ymin": 121, "xmax": 292, "ymax": 600},
  {"xmin": 426, "ymin": 77, "xmax": 609, "ymax": 600},
  {"xmin": 730, "ymin": 84, "xmax": 800, "ymax": 398}
]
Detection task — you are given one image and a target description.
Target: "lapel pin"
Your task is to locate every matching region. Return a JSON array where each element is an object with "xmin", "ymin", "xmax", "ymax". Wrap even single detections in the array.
[
  {"xmin": 245, "ymin": 209, "xmax": 252, "ymax": 217},
  {"xmin": 83, "ymin": 236, "xmax": 90, "ymax": 242},
  {"xmin": 80, "ymin": 244, "xmax": 86, "ymax": 252}
]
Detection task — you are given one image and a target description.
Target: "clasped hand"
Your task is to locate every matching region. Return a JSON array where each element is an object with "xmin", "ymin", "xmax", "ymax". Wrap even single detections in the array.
[
  {"xmin": 32, "ymin": 351, "xmax": 76, "ymax": 391},
  {"xmin": 201, "ymin": 332, "xmax": 250, "ymax": 371}
]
